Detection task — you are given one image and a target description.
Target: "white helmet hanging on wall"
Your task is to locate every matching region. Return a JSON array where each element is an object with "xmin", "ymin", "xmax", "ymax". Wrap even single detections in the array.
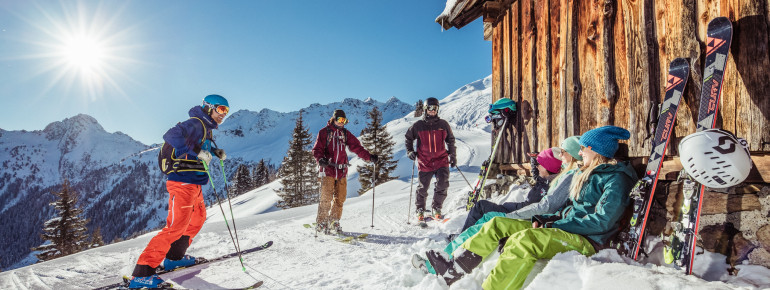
[{"xmin": 678, "ymin": 129, "xmax": 752, "ymax": 188}]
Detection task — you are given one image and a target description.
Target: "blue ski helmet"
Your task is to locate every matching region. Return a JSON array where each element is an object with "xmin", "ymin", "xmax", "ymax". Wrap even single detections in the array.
[{"xmin": 202, "ymin": 94, "xmax": 229, "ymax": 114}]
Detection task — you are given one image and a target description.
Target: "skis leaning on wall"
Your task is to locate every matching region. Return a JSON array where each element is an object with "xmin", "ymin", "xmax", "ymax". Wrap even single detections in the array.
[
  {"xmin": 613, "ymin": 57, "xmax": 689, "ymax": 260},
  {"xmin": 663, "ymin": 16, "xmax": 733, "ymax": 275}
]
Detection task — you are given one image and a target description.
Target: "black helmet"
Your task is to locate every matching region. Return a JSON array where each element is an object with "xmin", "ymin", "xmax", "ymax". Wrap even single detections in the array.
[
  {"xmin": 426, "ymin": 98, "xmax": 439, "ymax": 107},
  {"xmin": 425, "ymin": 97, "xmax": 440, "ymax": 115}
]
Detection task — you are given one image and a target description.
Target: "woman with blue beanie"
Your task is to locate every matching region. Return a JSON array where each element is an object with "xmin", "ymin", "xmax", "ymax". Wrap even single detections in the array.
[{"xmin": 418, "ymin": 126, "xmax": 637, "ymax": 289}]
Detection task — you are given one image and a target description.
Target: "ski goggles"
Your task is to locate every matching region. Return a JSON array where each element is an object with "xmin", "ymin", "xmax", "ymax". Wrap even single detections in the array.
[
  {"xmin": 485, "ymin": 113, "xmax": 504, "ymax": 123},
  {"xmin": 335, "ymin": 117, "xmax": 349, "ymax": 124},
  {"xmin": 213, "ymin": 105, "xmax": 229, "ymax": 115},
  {"xmin": 426, "ymin": 105, "xmax": 439, "ymax": 111}
]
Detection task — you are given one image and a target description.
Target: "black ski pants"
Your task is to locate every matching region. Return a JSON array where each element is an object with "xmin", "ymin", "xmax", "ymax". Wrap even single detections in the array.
[
  {"xmin": 461, "ymin": 200, "xmax": 528, "ymax": 231},
  {"xmin": 415, "ymin": 167, "xmax": 450, "ymax": 212}
]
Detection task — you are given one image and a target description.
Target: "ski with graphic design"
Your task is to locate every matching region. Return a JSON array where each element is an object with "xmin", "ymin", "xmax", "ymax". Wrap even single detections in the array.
[
  {"xmin": 612, "ymin": 58, "xmax": 689, "ymax": 259},
  {"xmin": 93, "ymin": 241, "xmax": 273, "ymax": 290},
  {"xmin": 663, "ymin": 16, "xmax": 732, "ymax": 275}
]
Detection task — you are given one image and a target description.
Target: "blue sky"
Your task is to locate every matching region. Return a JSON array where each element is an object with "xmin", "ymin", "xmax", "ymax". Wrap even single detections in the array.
[{"xmin": 0, "ymin": 0, "xmax": 490, "ymax": 144}]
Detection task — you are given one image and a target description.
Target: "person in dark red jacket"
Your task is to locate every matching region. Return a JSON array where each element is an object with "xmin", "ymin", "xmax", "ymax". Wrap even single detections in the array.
[
  {"xmin": 312, "ymin": 109, "xmax": 378, "ymax": 235},
  {"xmin": 405, "ymin": 97, "xmax": 456, "ymax": 221}
]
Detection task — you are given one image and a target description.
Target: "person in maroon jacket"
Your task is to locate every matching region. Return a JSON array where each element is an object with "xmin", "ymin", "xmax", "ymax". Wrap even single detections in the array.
[
  {"xmin": 312, "ymin": 109, "xmax": 378, "ymax": 235},
  {"xmin": 405, "ymin": 97, "xmax": 456, "ymax": 221}
]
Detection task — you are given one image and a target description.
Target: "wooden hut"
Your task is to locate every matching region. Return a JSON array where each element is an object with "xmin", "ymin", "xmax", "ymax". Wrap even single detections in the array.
[{"xmin": 436, "ymin": 0, "xmax": 770, "ymax": 270}]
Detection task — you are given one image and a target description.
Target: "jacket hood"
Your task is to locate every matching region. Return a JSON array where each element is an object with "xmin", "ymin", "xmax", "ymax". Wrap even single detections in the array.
[
  {"xmin": 592, "ymin": 161, "xmax": 637, "ymax": 180},
  {"xmin": 189, "ymin": 106, "xmax": 219, "ymax": 130}
]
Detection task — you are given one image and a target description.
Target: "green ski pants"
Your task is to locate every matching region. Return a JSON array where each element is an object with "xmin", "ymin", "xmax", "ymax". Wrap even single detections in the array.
[
  {"xmin": 444, "ymin": 212, "xmax": 502, "ymax": 257},
  {"xmin": 459, "ymin": 217, "xmax": 596, "ymax": 290}
]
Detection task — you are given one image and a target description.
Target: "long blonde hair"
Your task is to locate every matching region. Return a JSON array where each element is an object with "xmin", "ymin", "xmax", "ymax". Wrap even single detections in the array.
[
  {"xmin": 568, "ymin": 155, "xmax": 616, "ymax": 200},
  {"xmin": 550, "ymin": 158, "xmax": 581, "ymax": 188}
]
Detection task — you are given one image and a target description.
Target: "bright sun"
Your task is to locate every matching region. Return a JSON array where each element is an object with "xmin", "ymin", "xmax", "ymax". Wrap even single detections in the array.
[{"xmin": 62, "ymin": 35, "xmax": 105, "ymax": 72}]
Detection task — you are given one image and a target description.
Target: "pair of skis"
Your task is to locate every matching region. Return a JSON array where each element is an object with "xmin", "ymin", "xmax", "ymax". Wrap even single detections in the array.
[
  {"xmin": 465, "ymin": 117, "xmax": 509, "ymax": 211},
  {"xmin": 616, "ymin": 17, "xmax": 732, "ymax": 276},
  {"xmin": 302, "ymin": 223, "xmax": 369, "ymax": 243},
  {"xmin": 94, "ymin": 241, "xmax": 273, "ymax": 289}
]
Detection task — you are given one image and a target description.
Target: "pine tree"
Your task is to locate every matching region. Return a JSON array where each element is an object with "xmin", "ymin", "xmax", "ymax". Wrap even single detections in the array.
[
  {"xmin": 232, "ymin": 164, "xmax": 254, "ymax": 196},
  {"xmin": 32, "ymin": 179, "xmax": 89, "ymax": 262},
  {"xmin": 89, "ymin": 227, "xmax": 105, "ymax": 248},
  {"xmin": 414, "ymin": 99, "xmax": 424, "ymax": 117},
  {"xmin": 358, "ymin": 106, "xmax": 398, "ymax": 195},
  {"xmin": 253, "ymin": 159, "xmax": 270, "ymax": 188},
  {"xmin": 277, "ymin": 110, "xmax": 320, "ymax": 208}
]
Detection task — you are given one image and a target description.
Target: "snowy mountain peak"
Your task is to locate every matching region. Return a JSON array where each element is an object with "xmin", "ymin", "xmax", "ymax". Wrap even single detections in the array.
[{"xmin": 42, "ymin": 114, "xmax": 105, "ymax": 141}]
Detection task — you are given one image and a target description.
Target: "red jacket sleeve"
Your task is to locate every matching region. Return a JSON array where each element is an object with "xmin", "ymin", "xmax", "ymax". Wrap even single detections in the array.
[
  {"xmin": 345, "ymin": 129, "xmax": 372, "ymax": 161},
  {"xmin": 312, "ymin": 128, "xmax": 327, "ymax": 161}
]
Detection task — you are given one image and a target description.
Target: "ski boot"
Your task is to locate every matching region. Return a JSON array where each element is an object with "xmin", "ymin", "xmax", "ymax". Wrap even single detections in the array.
[
  {"xmin": 416, "ymin": 208, "xmax": 426, "ymax": 222},
  {"xmin": 315, "ymin": 221, "xmax": 329, "ymax": 235},
  {"xmin": 433, "ymin": 208, "xmax": 443, "ymax": 220},
  {"xmin": 128, "ymin": 274, "xmax": 173, "ymax": 289},
  {"xmin": 162, "ymin": 254, "xmax": 201, "ymax": 271},
  {"xmin": 329, "ymin": 220, "xmax": 343, "ymax": 235},
  {"xmin": 425, "ymin": 249, "xmax": 482, "ymax": 286}
]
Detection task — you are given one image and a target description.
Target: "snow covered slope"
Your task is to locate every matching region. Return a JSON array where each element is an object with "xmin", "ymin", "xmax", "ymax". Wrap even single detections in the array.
[{"xmin": 2, "ymin": 75, "xmax": 768, "ymax": 289}]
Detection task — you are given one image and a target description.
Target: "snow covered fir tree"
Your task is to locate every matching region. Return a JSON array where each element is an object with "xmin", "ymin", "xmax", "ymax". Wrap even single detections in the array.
[
  {"xmin": 230, "ymin": 164, "xmax": 255, "ymax": 196},
  {"xmin": 414, "ymin": 99, "xmax": 424, "ymax": 117},
  {"xmin": 358, "ymin": 106, "xmax": 398, "ymax": 195},
  {"xmin": 276, "ymin": 110, "xmax": 320, "ymax": 208},
  {"xmin": 32, "ymin": 179, "xmax": 90, "ymax": 262},
  {"xmin": 252, "ymin": 159, "xmax": 271, "ymax": 189}
]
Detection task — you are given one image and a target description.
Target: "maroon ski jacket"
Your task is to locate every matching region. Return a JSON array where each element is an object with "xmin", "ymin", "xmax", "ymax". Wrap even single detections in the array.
[
  {"xmin": 312, "ymin": 122, "xmax": 372, "ymax": 179},
  {"xmin": 405, "ymin": 115, "xmax": 456, "ymax": 172}
]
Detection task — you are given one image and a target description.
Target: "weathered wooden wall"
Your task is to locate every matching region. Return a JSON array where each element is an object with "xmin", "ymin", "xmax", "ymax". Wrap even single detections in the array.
[{"xmin": 488, "ymin": 0, "xmax": 770, "ymax": 164}]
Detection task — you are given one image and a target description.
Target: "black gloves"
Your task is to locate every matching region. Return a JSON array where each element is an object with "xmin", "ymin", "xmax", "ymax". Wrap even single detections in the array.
[
  {"xmin": 370, "ymin": 154, "xmax": 379, "ymax": 163},
  {"xmin": 449, "ymin": 154, "xmax": 457, "ymax": 167},
  {"xmin": 318, "ymin": 157, "xmax": 330, "ymax": 167},
  {"xmin": 213, "ymin": 149, "xmax": 226, "ymax": 160},
  {"xmin": 407, "ymin": 151, "xmax": 417, "ymax": 160}
]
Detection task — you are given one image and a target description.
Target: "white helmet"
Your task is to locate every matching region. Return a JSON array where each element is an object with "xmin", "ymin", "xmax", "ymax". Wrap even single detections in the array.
[{"xmin": 678, "ymin": 129, "xmax": 752, "ymax": 188}]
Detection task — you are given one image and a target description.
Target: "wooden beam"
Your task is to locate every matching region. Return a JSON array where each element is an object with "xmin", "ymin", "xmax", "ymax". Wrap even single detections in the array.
[{"xmin": 657, "ymin": 154, "xmax": 770, "ymax": 184}]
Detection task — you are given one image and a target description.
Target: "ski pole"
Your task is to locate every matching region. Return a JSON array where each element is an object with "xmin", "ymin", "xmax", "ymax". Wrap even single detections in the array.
[
  {"xmin": 407, "ymin": 158, "xmax": 415, "ymax": 224},
  {"xmin": 219, "ymin": 160, "xmax": 244, "ymax": 256},
  {"xmin": 371, "ymin": 162, "xmax": 376, "ymax": 228},
  {"xmin": 454, "ymin": 164, "xmax": 473, "ymax": 189},
  {"xmin": 202, "ymin": 161, "xmax": 245, "ymax": 271}
]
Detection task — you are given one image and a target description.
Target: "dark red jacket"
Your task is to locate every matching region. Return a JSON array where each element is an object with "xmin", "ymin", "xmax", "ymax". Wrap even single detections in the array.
[
  {"xmin": 312, "ymin": 122, "xmax": 372, "ymax": 179},
  {"xmin": 405, "ymin": 115, "xmax": 456, "ymax": 172}
]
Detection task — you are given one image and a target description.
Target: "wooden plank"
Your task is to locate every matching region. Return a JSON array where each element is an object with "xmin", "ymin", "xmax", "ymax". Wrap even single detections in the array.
[
  {"xmin": 558, "ymin": 0, "xmax": 570, "ymax": 141},
  {"xmin": 577, "ymin": 0, "xmax": 600, "ymax": 133},
  {"xmin": 729, "ymin": 0, "xmax": 770, "ymax": 151},
  {"xmin": 567, "ymin": 0, "xmax": 581, "ymax": 136},
  {"xmin": 658, "ymin": 154, "xmax": 770, "ymax": 184},
  {"xmin": 492, "ymin": 21, "xmax": 502, "ymax": 105},
  {"xmin": 535, "ymin": 0, "xmax": 550, "ymax": 150},
  {"xmin": 618, "ymin": 0, "xmax": 653, "ymax": 157},
  {"xmin": 600, "ymin": 0, "xmax": 619, "ymax": 127},
  {"xmin": 500, "ymin": 9, "xmax": 513, "ymax": 164},
  {"xmin": 512, "ymin": 1, "xmax": 524, "ymax": 162},
  {"xmin": 550, "ymin": 0, "xmax": 563, "ymax": 146},
  {"xmin": 521, "ymin": 0, "xmax": 535, "ymax": 154}
]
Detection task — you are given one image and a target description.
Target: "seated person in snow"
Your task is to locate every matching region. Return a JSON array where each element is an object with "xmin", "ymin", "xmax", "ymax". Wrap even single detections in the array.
[
  {"xmin": 461, "ymin": 147, "xmax": 562, "ymax": 232},
  {"xmin": 418, "ymin": 126, "xmax": 637, "ymax": 289},
  {"xmin": 442, "ymin": 136, "xmax": 583, "ymax": 257}
]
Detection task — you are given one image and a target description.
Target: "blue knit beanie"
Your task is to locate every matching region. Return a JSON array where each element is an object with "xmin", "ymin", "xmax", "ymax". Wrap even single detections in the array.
[{"xmin": 579, "ymin": 126, "xmax": 631, "ymax": 158}]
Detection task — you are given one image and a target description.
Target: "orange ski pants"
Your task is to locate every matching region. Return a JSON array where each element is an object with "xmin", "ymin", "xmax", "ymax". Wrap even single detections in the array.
[{"xmin": 136, "ymin": 181, "xmax": 207, "ymax": 268}]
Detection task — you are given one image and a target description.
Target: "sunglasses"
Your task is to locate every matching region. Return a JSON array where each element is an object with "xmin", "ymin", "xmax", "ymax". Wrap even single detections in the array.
[
  {"xmin": 426, "ymin": 105, "xmax": 439, "ymax": 111},
  {"xmin": 335, "ymin": 117, "xmax": 348, "ymax": 124},
  {"xmin": 214, "ymin": 105, "xmax": 229, "ymax": 115}
]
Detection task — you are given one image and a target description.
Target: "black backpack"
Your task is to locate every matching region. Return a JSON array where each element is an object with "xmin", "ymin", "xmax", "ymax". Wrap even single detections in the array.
[{"xmin": 157, "ymin": 117, "xmax": 209, "ymax": 175}]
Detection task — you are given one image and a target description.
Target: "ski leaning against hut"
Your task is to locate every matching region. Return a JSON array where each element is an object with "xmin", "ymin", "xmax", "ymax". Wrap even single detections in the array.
[
  {"xmin": 128, "ymin": 94, "xmax": 230, "ymax": 289},
  {"xmin": 404, "ymin": 97, "xmax": 457, "ymax": 222},
  {"xmin": 312, "ymin": 109, "xmax": 378, "ymax": 235}
]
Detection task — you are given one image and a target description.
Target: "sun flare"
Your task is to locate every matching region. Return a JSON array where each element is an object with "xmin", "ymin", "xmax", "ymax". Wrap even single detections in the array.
[{"xmin": 62, "ymin": 35, "xmax": 105, "ymax": 72}]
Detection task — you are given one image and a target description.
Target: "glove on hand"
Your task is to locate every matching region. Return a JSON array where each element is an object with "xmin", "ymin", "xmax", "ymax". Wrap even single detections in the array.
[
  {"xmin": 318, "ymin": 157, "xmax": 330, "ymax": 167},
  {"xmin": 370, "ymin": 154, "xmax": 379, "ymax": 163},
  {"xmin": 197, "ymin": 150, "xmax": 213, "ymax": 164},
  {"xmin": 407, "ymin": 151, "xmax": 417, "ymax": 160},
  {"xmin": 213, "ymin": 149, "xmax": 226, "ymax": 160},
  {"xmin": 449, "ymin": 154, "xmax": 457, "ymax": 167}
]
